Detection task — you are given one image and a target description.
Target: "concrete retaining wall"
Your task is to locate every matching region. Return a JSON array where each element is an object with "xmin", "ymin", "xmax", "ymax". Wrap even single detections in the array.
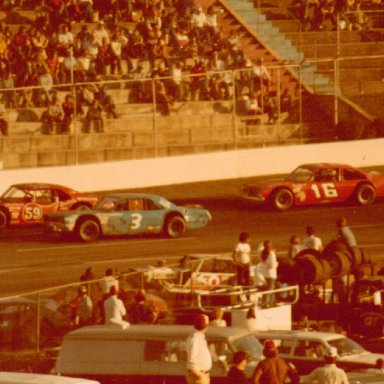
[{"xmin": 0, "ymin": 138, "xmax": 383, "ymax": 195}]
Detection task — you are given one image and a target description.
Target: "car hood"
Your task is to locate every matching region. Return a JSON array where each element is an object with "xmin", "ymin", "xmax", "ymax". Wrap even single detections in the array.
[{"xmin": 340, "ymin": 352, "xmax": 384, "ymax": 365}]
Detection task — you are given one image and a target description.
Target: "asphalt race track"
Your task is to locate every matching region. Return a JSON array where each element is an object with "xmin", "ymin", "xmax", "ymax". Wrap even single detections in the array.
[{"xmin": 1, "ymin": 175, "xmax": 384, "ymax": 297}]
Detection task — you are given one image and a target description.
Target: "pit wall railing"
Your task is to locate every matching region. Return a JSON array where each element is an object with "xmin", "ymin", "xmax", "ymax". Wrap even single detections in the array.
[
  {"xmin": 0, "ymin": 55, "xmax": 381, "ymax": 169},
  {"xmin": 0, "ymin": 257, "xmax": 298, "ymax": 359}
]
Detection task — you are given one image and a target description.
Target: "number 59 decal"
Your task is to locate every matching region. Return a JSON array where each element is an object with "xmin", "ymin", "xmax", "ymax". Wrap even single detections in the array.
[
  {"xmin": 22, "ymin": 204, "xmax": 43, "ymax": 221},
  {"xmin": 311, "ymin": 183, "xmax": 338, "ymax": 199}
]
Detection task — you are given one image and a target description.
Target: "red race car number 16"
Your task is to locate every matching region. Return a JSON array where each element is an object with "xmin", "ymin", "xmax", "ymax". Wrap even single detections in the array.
[
  {"xmin": 311, "ymin": 183, "xmax": 338, "ymax": 199},
  {"xmin": 22, "ymin": 203, "xmax": 43, "ymax": 221}
]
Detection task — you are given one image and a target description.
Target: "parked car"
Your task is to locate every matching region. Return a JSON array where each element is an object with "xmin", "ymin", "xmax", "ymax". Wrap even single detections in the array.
[
  {"xmin": 253, "ymin": 329, "xmax": 384, "ymax": 374},
  {"xmin": 0, "ymin": 296, "xmax": 76, "ymax": 349},
  {"xmin": 0, "ymin": 372, "xmax": 100, "ymax": 384},
  {"xmin": 54, "ymin": 324, "xmax": 264, "ymax": 383},
  {"xmin": 241, "ymin": 163, "xmax": 384, "ymax": 210},
  {"xmin": 43, "ymin": 193, "xmax": 212, "ymax": 242},
  {"xmin": 0, "ymin": 183, "xmax": 98, "ymax": 230}
]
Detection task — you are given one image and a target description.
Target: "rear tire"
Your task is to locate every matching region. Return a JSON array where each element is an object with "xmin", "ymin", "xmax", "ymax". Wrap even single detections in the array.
[
  {"xmin": 164, "ymin": 216, "xmax": 186, "ymax": 238},
  {"xmin": 76, "ymin": 219, "xmax": 100, "ymax": 242},
  {"xmin": 272, "ymin": 188, "xmax": 294, "ymax": 211},
  {"xmin": 355, "ymin": 183, "xmax": 376, "ymax": 206}
]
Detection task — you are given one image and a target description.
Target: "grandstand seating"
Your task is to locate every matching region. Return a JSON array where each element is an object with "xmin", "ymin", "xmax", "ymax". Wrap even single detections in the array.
[{"xmin": 0, "ymin": 0, "xmax": 382, "ymax": 168}]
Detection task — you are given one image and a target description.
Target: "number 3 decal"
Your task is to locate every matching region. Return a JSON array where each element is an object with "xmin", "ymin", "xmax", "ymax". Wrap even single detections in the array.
[
  {"xmin": 130, "ymin": 213, "xmax": 142, "ymax": 229},
  {"xmin": 311, "ymin": 183, "xmax": 338, "ymax": 199},
  {"xmin": 22, "ymin": 204, "xmax": 43, "ymax": 221}
]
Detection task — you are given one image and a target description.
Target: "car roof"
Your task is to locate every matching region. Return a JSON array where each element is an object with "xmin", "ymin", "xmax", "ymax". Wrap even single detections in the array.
[
  {"xmin": 253, "ymin": 330, "xmax": 347, "ymax": 342},
  {"xmin": 299, "ymin": 163, "xmax": 352, "ymax": 170},
  {"xmin": 102, "ymin": 193, "xmax": 169, "ymax": 200},
  {"xmin": 65, "ymin": 324, "xmax": 250, "ymax": 341},
  {"xmin": 10, "ymin": 183, "xmax": 75, "ymax": 191},
  {"xmin": 0, "ymin": 372, "xmax": 99, "ymax": 384}
]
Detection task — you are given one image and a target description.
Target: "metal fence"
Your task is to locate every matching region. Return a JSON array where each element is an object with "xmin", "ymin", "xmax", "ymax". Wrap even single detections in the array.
[{"xmin": 0, "ymin": 54, "xmax": 383, "ymax": 168}]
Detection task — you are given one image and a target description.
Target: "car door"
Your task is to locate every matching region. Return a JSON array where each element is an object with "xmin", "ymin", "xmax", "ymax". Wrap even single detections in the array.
[
  {"xmin": 303, "ymin": 167, "xmax": 344, "ymax": 205},
  {"xmin": 21, "ymin": 188, "xmax": 59, "ymax": 224},
  {"xmin": 105, "ymin": 198, "xmax": 165, "ymax": 235}
]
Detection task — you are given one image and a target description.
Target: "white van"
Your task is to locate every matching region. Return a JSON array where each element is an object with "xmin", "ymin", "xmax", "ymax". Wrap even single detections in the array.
[
  {"xmin": 55, "ymin": 324, "xmax": 264, "ymax": 383},
  {"xmin": 0, "ymin": 372, "xmax": 100, "ymax": 384}
]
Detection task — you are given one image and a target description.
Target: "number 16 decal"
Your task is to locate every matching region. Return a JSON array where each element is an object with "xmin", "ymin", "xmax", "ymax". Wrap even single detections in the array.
[{"xmin": 311, "ymin": 183, "xmax": 338, "ymax": 199}]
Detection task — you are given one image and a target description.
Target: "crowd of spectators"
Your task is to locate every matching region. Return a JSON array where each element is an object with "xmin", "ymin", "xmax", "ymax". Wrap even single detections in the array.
[
  {"xmin": 292, "ymin": 0, "xmax": 380, "ymax": 31},
  {"xmin": 0, "ymin": 0, "xmax": 380, "ymax": 134},
  {"xmin": 0, "ymin": 0, "xmax": 285, "ymax": 131}
]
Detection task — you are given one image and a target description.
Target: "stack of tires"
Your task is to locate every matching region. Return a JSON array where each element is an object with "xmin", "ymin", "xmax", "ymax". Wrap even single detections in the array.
[{"xmin": 278, "ymin": 240, "xmax": 368, "ymax": 285}]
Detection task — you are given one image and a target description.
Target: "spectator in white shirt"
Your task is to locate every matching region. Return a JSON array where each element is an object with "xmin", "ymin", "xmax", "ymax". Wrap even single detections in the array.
[
  {"xmin": 303, "ymin": 226, "xmax": 323, "ymax": 252},
  {"xmin": 103, "ymin": 285, "xmax": 129, "ymax": 327},
  {"xmin": 186, "ymin": 314, "xmax": 212, "ymax": 384}
]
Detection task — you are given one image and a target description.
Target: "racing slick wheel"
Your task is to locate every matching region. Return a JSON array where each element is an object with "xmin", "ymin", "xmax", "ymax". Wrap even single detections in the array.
[
  {"xmin": 355, "ymin": 183, "xmax": 376, "ymax": 206},
  {"xmin": 271, "ymin": 188, "xmax": 294, "ymax": 211},
  {"xmin": 164, "ymin": 216, "xmax": 186, "ymax": 238},
  {"xmin": 75, "ymin": 218, "xmax": 101, "ymax": 242},
  {"xmin": 0, "ymin": 209, "xmax": 9, "ymax": 230}
]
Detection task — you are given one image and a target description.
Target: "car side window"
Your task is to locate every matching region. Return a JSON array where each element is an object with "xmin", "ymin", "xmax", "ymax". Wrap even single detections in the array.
[
  {"xmin": 144, "ymin": 340, "xmax": 187, "ymax": 362},
  {"xmin": 128, "ymin": 199, "xmax": 145, "ymax": 211},
  {"xmin": 343, "ymin": 168, "xmax": 365, "ymax": 180},
  {"xmin": 144, "ymin": 199, "xmax": 162, "ymax": 211},
  {"xmin": 55, "ymin": 189, "xmax": 71, "ymax": 202},
  {"xmin": 294, "ymin": 341, "xmax": 323, "ymax": 358},
  {"xmin": 144, "ymin": 340, "xmax": 167, "ymax": 361},
  {"xmin": 208, "ymin": 340, "xmax": 231, "ymax": 361},
  {"xmin": 276, "ymin": 339, "xmax": 294, "ymax": 355}
]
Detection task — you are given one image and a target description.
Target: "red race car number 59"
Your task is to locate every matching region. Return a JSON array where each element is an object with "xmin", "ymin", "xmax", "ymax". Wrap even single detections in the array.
[{"xmin": 22, "ymin": 203, "xmax": 43, "ymax": 221}]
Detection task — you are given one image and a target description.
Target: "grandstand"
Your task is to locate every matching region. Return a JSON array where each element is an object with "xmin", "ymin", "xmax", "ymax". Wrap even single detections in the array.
[{"xmin": 0, "ymin": 0, "xmax": 382, "ymax": 169}]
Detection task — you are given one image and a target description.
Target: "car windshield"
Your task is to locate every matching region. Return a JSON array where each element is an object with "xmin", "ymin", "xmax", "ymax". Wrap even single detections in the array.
[
  {"xmin": 1, "ymin": 186, "xmax": 30, "ymax": 199},
  {"xmin": 232, "ymin": 334, "xmax": 264, "ymax": 360},
  {"xmin": 328, "ymin": 337, "xmax": 366, "ymax": 357},
  {"xmin": 285, "ymin": 167, "xmax": 315, "ymax": 182}
]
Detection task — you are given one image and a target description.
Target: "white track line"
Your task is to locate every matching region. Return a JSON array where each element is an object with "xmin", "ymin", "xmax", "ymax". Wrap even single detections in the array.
[{"xmin": 16, "ymin": 237, "xmax": 197, "ymax": 253}]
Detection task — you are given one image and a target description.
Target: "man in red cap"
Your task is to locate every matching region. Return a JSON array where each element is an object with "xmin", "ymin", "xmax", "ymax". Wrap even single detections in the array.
[
  {"xmin": 252, "ymin": 339, "xmax": 298, "ymax": 384},
  {"xmin": 185, "ymin": 314, "xmax": 212, "ymax": 384}
]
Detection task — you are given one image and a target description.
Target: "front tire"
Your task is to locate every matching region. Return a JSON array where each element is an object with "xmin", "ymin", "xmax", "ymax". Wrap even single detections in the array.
[
  {"xmin": 76, "ymin": 219, "xmax": 100, "ymax": 242},
  {"xmin": 271, "ymin": 188, "xmax": 294, "ymax": 211},
  {"xmin": 355, "ymin": 183, "xmax": 376, "ymax": 206},
  {"xmin": 164, "ymin": 216, "xmax": 186, "ymax": 238},
  {"xmin": 0, "ymin": 210, "xmax": 8, "ymax": 230}
]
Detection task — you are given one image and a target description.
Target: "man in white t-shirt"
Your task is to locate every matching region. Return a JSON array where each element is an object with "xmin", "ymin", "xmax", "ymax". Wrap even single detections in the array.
[
  {"xmin": 303, "ymin": 226, "xmax": 323, "ymax": 252},
  {"xmin": 233, "ymin": 232, "xmax": 251, "ymax": 286}
]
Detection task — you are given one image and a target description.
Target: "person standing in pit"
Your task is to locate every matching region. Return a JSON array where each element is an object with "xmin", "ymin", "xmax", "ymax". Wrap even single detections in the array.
[{"xmin": 232, "ymin": 232, "xmax": 252, "ymax": 286}]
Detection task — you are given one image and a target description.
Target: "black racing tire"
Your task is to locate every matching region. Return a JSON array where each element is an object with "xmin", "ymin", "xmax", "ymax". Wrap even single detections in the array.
[
  {"xmin": 164, "ymin": 216, "xmax": 186, "ymax": 238},
  {"xmin": 76, "ymin": 219, "xmax": 100, "ymax": 242},
  {"xmin": 295, "ymin": 249, "xmax": 322, "ymax": 259},
  {"xmin": 324, "ymin": 251, "xmax": 351, "ymax": 277},
  {"xmin": 0, "ymin": 209, "xmax": 8, "ymax": 230},
  {"xmin": 355, "ymin": 183, "xmax": 376, "ymax": 206},
  {"xmin": 271, "ymin": 188, "xmax": 294, "ymax": 211}
]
